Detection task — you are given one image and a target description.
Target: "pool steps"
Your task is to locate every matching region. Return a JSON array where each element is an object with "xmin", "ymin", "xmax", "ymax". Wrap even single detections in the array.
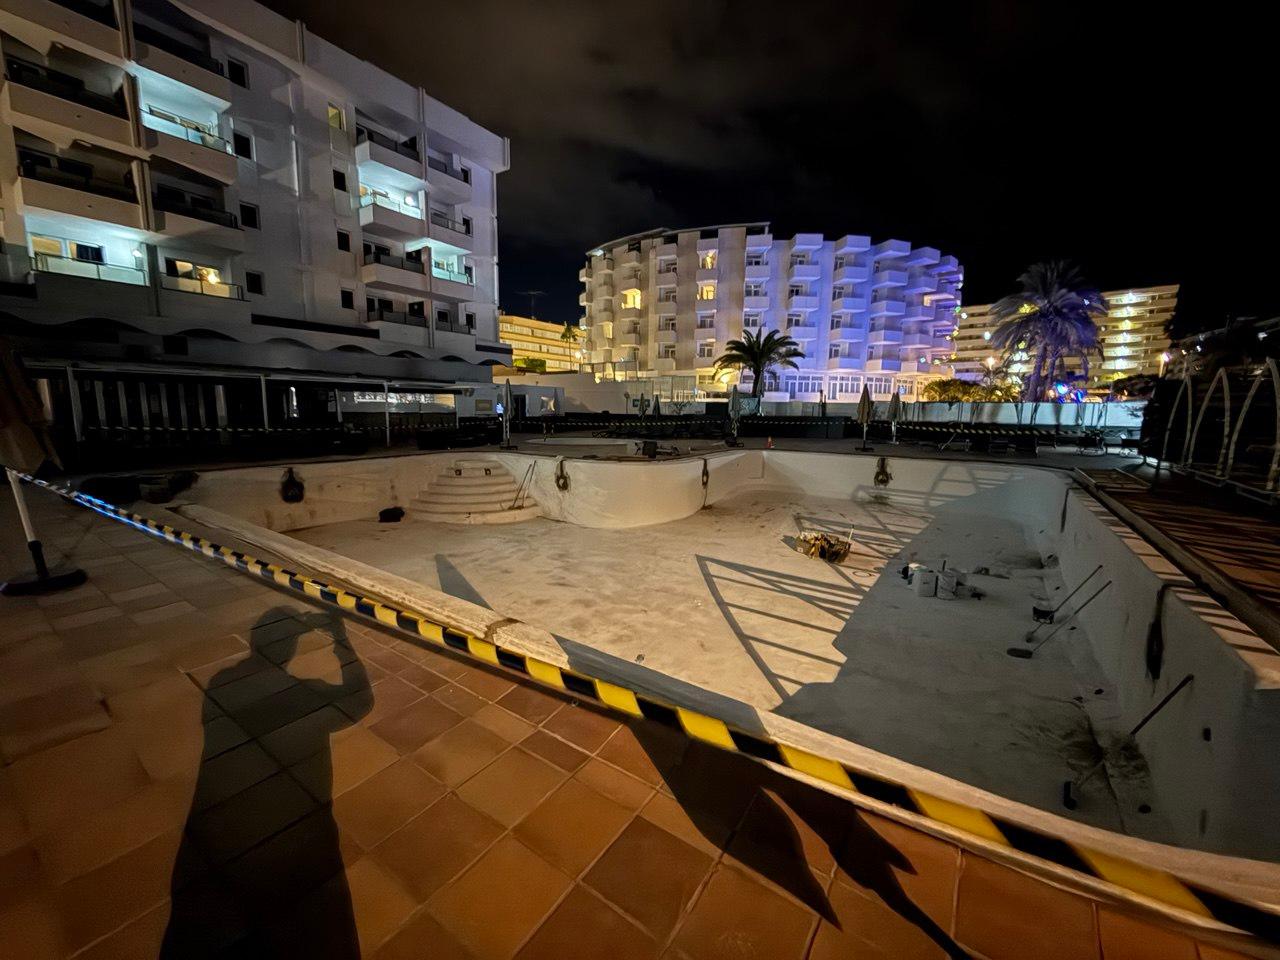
[{"xmin": 409, "ymin": 458, "xmax": 540, "ymax": 524}]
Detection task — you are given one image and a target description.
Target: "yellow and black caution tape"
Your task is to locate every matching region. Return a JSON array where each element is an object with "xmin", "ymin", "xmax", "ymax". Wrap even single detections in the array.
[{"xmin": 14, "ymin": 471, "xmax": 1278, "ymax": 941}]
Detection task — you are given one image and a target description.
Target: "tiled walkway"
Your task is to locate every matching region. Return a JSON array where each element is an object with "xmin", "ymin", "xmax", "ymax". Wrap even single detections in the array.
[{"xmin": 0, "ymin": 488, "xmax": 1257, "ymax": 959}]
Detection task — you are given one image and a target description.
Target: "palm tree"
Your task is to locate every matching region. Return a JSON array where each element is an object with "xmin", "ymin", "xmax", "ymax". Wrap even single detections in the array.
[
  {"xmin": 559, "ymin": 321, "xmax": 581, "ymax": 343},
  {"xmin": 713, "ymin": 329, "xmax": 805, "ymax": 398},
  {"xmin": 990, "ymin": 261, "xmax": 1106, "ymax": 401}
]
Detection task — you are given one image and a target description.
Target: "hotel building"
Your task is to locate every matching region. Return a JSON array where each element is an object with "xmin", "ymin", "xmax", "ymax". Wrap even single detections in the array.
[
  {"xmin": 0, "ymin": 0, "xmax": 510, "ymax": 434},
  {"xmin": 496, "ymin": 313, "xmax": 582, "ymax": 375},
  {"xmin": 951, "ymin": 284, "xmax": 1178, "ymax": 385},
  {"xmin": 578, "ymin": 223, "xmax": 962, "ymax": 401}
]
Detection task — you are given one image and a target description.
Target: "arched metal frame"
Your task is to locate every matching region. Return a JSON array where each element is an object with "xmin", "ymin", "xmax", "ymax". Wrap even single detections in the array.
[
  {"xmin": 1159, "ymin": 375, "xmax": 1194, "ymax": 465},
  {"xmin": 1186, "ymin": 368, "xmax": 1232, "ymax": 473},
  {"xmin": 1225, "ymin": 358, "xmax": 1280, "ymax": 492}
]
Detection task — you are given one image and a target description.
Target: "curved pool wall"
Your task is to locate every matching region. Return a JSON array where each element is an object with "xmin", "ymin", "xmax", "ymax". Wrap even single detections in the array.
[{"xmin": 180, "ymin": 449, "xmax": 1280, "ymax": 859}]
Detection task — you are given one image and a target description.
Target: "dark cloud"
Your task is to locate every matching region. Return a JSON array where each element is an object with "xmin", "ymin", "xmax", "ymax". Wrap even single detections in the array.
[{"xmin": 265, "ymin": 0, "xmax": 1270, "ymax": 330}]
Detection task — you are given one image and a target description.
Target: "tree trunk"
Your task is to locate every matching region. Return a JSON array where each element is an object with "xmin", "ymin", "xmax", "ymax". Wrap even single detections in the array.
[{"xmin": 752, "ymin": 363, "xmax": 765, "ymax": 398}]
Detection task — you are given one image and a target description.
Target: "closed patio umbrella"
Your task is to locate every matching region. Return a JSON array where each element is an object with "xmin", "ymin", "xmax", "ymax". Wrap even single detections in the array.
[
  {"xmin": 886, "ymin": 390, "xmax": 902, "ymax": 444},
  {"xmin": 857, "ymin": 384, "xmax": 874, "ymax": 451}
]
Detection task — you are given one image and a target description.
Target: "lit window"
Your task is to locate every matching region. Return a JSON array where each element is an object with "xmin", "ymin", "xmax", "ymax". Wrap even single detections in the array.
[
  {"xmin": 697, "ymin": 283, "xmax": 716, "ymax": 301},
  {"xmin": 327, "ymin": 103, "xmax": 345, "ymax": 130},
  {"xmin": 620, "ymin": 288, "xmax": 642, "ymax": 309},
  {"xmin": 700, "ymin": 251, "xmax": 717, "ymax": 270}
]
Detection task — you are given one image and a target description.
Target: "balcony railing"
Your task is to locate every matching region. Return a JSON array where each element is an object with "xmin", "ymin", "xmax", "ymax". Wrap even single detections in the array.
[
  {"xmin": 55, "ymin": 0, "xmax": 117, "ymax": 27},
  {"xmin": 355, "ymin": 126, "xmax": 420, "ymax": 161},
  {"xmin": 142, "ymin": 106, "xmax": 231, "ymax": 153},
  {"xmin": 4, "ymin": 56, "xmax": 126, "ymax": 117},
  {"xmin": 34, "ymin": 253, "xmax": 147, "ymax": 286},
  {"xmin": 426, "ymin": 156, "xmax": 468, "ymax": 182},
  {"xmin": 435, "ymin": 319, "xmax": 475, "ymax": 334},
  {"xmin": 429, "ymin": 211, "xmax": 471, "ymax": 235},
  {"xmin": 161, "ymin": 273, "xmax": 244, "ymax": 299},
  {"xmin": 370, "ymin": 308, "xmax": 428, "ymax": 326},
  {"xmin": 432, "ymin": 266, "xmax": 473, "ymax": 285},
  {"xmin": 133, "ymin": 22, "xmax": 223, "ymax": 76},
  {"xmin": 363, "ymin": 251, "xmax": 425, "ymax": 274},
  {"xmin": 153, "ymin": 190, "xmax": 238, "ymax": 228},
  {"xmin": 359, "ymin": 191, "xmax": 424, "ymax": 220},
  {"xmin": 17, "ymin": 148, "xmax": 137, "ymax": 202}
]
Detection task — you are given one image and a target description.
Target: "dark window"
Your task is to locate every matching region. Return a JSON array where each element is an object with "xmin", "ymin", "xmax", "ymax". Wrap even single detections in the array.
[
  {"xmin": 227, "ymin": 58, "xmax": 248, "ymax": 87},
  {"xmin": 465, "ymin": 312, "xmax": 476, "ymax": 328},
  {"xmin": 336, "ymin": 230, "xmax": 350, "ymax": 252},
  {"xmin": 461, "ymin": 216, "xmax": 472, "ymax": 235},
  {"xmin": 365, "ymin": 296, "xmax": 376, "ymax": 314},
  {"xmin": 377, "ymin": 298, "xmax": 393, "ymax": 311},
  {"xmin": 436, "ymin": 310, "xmax": 450, "ymax": 325},
  {"xmin": 460, "ymin": 166, "xmax": 471, "ymax": 184},
  {"xmin": 405, "ymin": 248, "xmax": 423, "ymax": 263},
  {"xmin": 245, "ymin": 271, "xmax": 264, "ymax": 295},
  {"xmin": 72, "ymin": 243, "xmax": 104, "ymax": 263},
  {"xmin": 408, "ymin": 301, "xmax": 425, "ymax": 317},
  {"xmin": 232, "ymin": 131, "xmax": 253, "ymax": 159},
  {"xmin": 340, "ymin": 289, "xmax": 354, "ymax": 309},
  {"xmin": 239, "ymin": 203, "xmax": 259, "ymax": 229},
  {"xmin": 332, "ymin": 169, "xmax": 347, "ymax": 192}
]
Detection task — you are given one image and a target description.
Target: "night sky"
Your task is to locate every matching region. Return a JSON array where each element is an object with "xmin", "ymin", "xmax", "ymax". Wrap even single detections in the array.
[{"xmin": 264, "ymin": 0, "xmax": 1268, "ymax": 335}]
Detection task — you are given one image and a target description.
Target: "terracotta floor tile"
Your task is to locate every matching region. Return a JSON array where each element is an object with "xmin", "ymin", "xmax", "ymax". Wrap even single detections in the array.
[
  {"xmin": 223, "ymin": 806, "xmax": 359, "ymax": 915},
  {"xmin": 396, "ymin": 662, "xmax": 449, "ymax": 694},
  {"xmin": 954, "ymin": 853, "xmax": 1098, "ymax": 960},
  {"xmin": 584, "ymin": 817, "xmax": 713, "ymax": 941},
  {"xmin": 838, "ymin": 812, "xmax": 961, "ymax": 925},
  {"xmin": 7, "ymin": 728, "xmax": 150, "ymax": 836},
  {"xmin": 344, "ymin": 856, "xmax": 421, "ymax": 955},
  {"xmin": 334, "ymin": 758, "xmax": 446, "ymax": 850},
  {"xmin": 0, "ymin": 895, "xmax": 63, "ymax": 960},
  {"xmin": 1097, "ymin": 908, "xmax": 1198, "ymax": 960},
  {"xmin": 638, "ymin": 792, "xmax": 727, "ymax": 858},
  {"xmin": 373, "ymin": 794, "xmax": 504, "ymax": 901},
  {"xmin": 1199, "ymin": 945, "xmax": 1262, "ymax": 960},
  {"xmin": 723, "ymin": 791, "xmax": 839, "ymax": 915},
  {"xmin": 189, "ymin": 770, "xmax": 317, "ymax": 863},
  {"xmin": 521, "ymin": 729, "xmax": 589, "ymax": 773},
  {"xmin": 432, "ymin": 683, "xmax": 488, "ymax": 717},
  {"xmin": 450, "ymin": 662, "xmax": 516, "ymax": 701},
  {"xmin": 541, "ymin": 704, "xmax": 623, "ymax": 753},
  {"xmin": 497, "ymin": 684, "xmax": 567, "ymax": 725},
  {"xmin": 670, "ymin": 864, "xmax": 816, "ymax": 960},
  {"xmin": 597, "ymin": 723, "xmax": 688, "ymax": 787},
  {"xmin": 186, "ymin": 652, "xmax": 273, "ymax": 691},
  {"xmin": 471, "ymin": 703, "xmax": 536, "ymax": 743},
  {"xmin": 259, "ymin": 705, "xmax": 353, "ymax": 766},
  {"xmin": 71, "ymin": 902, "xmax": 167, "ymax": 960},
  {"xmin": 373, "ymin": 906, "xmax": 477, "ymax": 960},
  {"xmin": 370, "ymin": 697, "xmax": 464, "ymax": 755},
  {"xmin": 229, "ymin": 682, "xmax": 329, "ymax": 737},
  {"xmin": 191, "ymin": 740, "xmax": 281, "ymax": 811},
  {"xmin": 272, "ymin": 855, "xmax": 416, "ymax": 958},
  {"xmin": 345, "ymin": 676, "xmax": 425, "ymax": 726},
  {"xmin": 515, "ymin": 778, "xmax": 633, "ymax": 877},
  {"xmin": 809, "ymin": 878, "xmax": 950, "ymax": 960},
  {"xmin": 290, "ymin": 723, "xmax": 401, "ymax": 800},
  {"xmin": 203, "ymin": 663, "xmax": 295, "ymax": 710},
  {"xmin": 455, "ymin": 748, "xmax": 567, "ymax": 827},
  {"xmin": 575, "ymin": 758, "xmax": 654, "ymax": 811},
  {"xmin": 517, "ymin": 884, "xmax": 657, "ymax": 960},
  {"xmin": 428, "ymin": 836, "xmax": 571, "ymax": 959},
  {"xmin": 411, "ymin": 720, "xmax": 510, "ymax": 786}
]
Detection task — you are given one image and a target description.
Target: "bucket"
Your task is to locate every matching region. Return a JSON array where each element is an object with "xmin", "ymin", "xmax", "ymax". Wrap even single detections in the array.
[
  {"xmin": 937, "ymin": 570, "xmax": 959, "ymax": 600},
  {"xmin": 914, "ymin": 569, "xmax": 938, "ymax": 598}
]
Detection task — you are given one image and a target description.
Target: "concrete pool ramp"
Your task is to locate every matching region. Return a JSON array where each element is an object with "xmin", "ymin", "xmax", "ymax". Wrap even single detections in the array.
[{"xmin": 177, "ymin": 449, "xmax": 1280, "ymax": 866}]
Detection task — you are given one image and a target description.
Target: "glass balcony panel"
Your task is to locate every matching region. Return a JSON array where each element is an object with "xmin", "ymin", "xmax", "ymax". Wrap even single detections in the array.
[{"xmin": 34, "ymin": 252, "xmax": 147, "ymax": 285}]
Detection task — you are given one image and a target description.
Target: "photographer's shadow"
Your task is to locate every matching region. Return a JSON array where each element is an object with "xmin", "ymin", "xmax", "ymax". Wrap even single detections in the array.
[{"xmin": 162, "ymin": 607, "xmax": 373, "ymax": 959}]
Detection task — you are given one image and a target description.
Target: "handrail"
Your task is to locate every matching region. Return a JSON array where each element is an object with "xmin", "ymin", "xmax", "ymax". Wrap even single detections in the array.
[
  {"xmin": 33, "ymin": 253, "xmax": 147, "ymax": 286},
  {"xmin": 426, "ymin": 156, "xmax": 467, "ymax": 182},
  {"xmin": 355, "ymin": 125, "xmax": 420, "ymax": 161},
  {"xmin": 429, "ymin": 211, "xmax": 471, "ymax": 235},
  {"xmin": 17, "ymin": 148, "xmax": 136, "ymax": 202},
  {"xmin": 133, "ymin": 21, "xmax": 223, "ymax": 76},
  {"xmin": 153, "ymin": 191, "xmax": 238, "ymax": 229},
  {"xmin": 363, "ymin": 251, "xmax": 424, "ymax": 274},
  {"xmin": 431, "ymin": 266, "xmax": 473, "ymax": 285},
  {"xmin": 358, "ymin": 192, "xmax": 424, "ymax": 219},
  {"xmin": 142, "ymin": 106, "xmax": 231, "ymax": 153},
  {"xmin": 4, "ymin": 56, "xmax": 126, "ymax": 117},
  {"xmin": 160, "ymin": 273, "xmax": 244, "ymax": 300}
]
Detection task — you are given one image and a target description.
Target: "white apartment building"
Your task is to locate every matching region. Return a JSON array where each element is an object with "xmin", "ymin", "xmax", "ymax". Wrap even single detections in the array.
[
  {"xmin": 578, "ymin": 223, "xmax": 962, "ymax": 401},
  {"xmin": 0, "ymin": 0, "xmax": 511, "ymax": 404},
  {"xmin": 952, "ymin": 284, "xmax": 1178, "ymax": 386}
]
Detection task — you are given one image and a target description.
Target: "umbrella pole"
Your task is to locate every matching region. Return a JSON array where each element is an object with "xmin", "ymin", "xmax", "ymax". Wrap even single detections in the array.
[{"xmin": 2, "ymin": 469, "xmax": 87, "ymax": 597}]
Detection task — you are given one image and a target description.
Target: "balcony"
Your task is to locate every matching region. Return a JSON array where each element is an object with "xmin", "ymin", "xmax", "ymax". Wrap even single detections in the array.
[
  {"xmin": 696, "ymin": 236, "xmax": 718, "ymax": 253},
  {"xmin": 593, "ymin": 308, "xmax": 614, "ymax": 325},
  {"xmin": 835, "ymin": 234, "xmax": 870, "ymax": 254},
  {"xmin": 743, "ymin": 294, "xmax": 769, "ymax": 310},
  {"xmin": 868, "ymin": 299, "xmax": 906, "ymax": 318},
  {"xmin": 904, "ymin": 272, "xmax": 938, "ymax": 295},
  {"xmin": 871, "ymin": 269, "xmax": 908, "ymax": 289},
  {"xmin": 657, "ymin": 327, "xmax": 677, "ymax": 344},
  {"xmin": 428, "ymin": 210, "xmax": 472, "ymax": 249},
  {"xmin": 0, "ymin": 0, "xmax": 122, "ymax": 60},
  {"xmin": 426, "ymin": 155, "xmax": 470, "ymax": 203},
  {"xmin": 744, "ymin": 228, "xmax": 772, "ymax": 251},
  {"xmin": 834, "ymin": 263, "xmax": 869, "ymax": 284},
  {"xmin": 656, "ymin": 299, "xmax": 676, "ymax": 316},
  {"xmin": 902, "ymin": 332, "xmax": 933, "ymax": 349},
  {"xmin": 788, "ymin": 261, "xmax": 820, "ymax": 282},
  {"xmin": 594, "ymin": 256, "xmax": 614, "ymax": 274},
  {"xmin": 355, "ymin": 125, "xmax": 423, "ymax": 184},
  {"xmin": 358, "ymin": 191, "xmax": 426, "ymax": 241},
  {"xmin": 593, "ymin": 319, "xmax": 614, "ymax": 340},
  {"xmin": 903, "ymin": 307, "xmax": 936, "ymax": 324},
  {"xmin": 152, "ymin": 188, "xmax": 244, "ymax": 251},
  {"xmin": 616, "ymin": 332, "xmax": 640, "ymax": 347},
  {"xmin": 865, "ymin": 357, "xmax": 902, "ymax": 373},
  {"xmin": 617, "ymin": 248, "xmax": 641, "ymax": 268},
  {"xmin": 361, "ymin": 251, "xmax": 430, "ymax": 297},
  {"xmin": 578, "ymin": 267, "xmax": 590, "ymax": 282},
  {"xmin": 696, "ymin": 267, "xmax": 717, "ymax": 283},
  {"xmin": 158, "ymin": 269, "xmax": 251, "ymax": 322},
  {"xmin": 744, "ymin": 262, "xmax": 769, "ymax": 281},
  {"xmin": 831, "ymin": 296, "xmax": 864, "ymax": 312},
  {"xmin": 618, "ymin": 305, "xmax": 642, "ymax": 321},
  {"xmin": 791, "ymin": 232, "xmax": 822, "ymax": 250},
  {"xmin": 2, "ymin": 57, "xmax": 133, "ymax": 153},
  {"xmin": 132, "ymin": 21, "xmax": 230, "ymax": 105},
  {"xmin": 787, "ymin": 294, "xmax": 819, "ymax": 312},
  {"xmin": 830, "ymin": 324, "xmax": 865, "ymax": 343},
  {"xmin": 15, "ymin": 147, "xmax": 143, "ymax": 229},
  {"xmin": 430, "ymin": 264, "xmax": 475, "ymax": 302},
  {"xmin": 905, "ymin": 246, "xmax": 940, "ymax": 267},
  {"xmin": 784, "ymin": 321, "xmax": 817, "ymax": 340},
  {"xmin": 595, "ymin": 280, "xmax": 615, "ymax": 299},
  {"xmin": 160, "ymin": 272, "xmax": 242, "ymax": 299},
  {"xmin": 827, "ymin": 355, "xmax": 862, "ymax": 371},
  {"xmin": 867, "ymin": 326, "xmax": 903, "ymax": 345},
  {"xmin": 141, "ymin": 106, "xmax": 235, "ymax": 184},
  {"xmin": 870, "ymin": 239, "xmax": 910, "ymax": 260},
  {"xmin": 653, "ymin": 357, "xmax": 676, "ymax": 372}
]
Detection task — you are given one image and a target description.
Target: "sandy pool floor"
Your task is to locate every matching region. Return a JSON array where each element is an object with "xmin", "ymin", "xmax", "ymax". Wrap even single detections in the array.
[{"xmin": 295, "ymin": 489, "xmax": 1165, "ymax": 836}]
